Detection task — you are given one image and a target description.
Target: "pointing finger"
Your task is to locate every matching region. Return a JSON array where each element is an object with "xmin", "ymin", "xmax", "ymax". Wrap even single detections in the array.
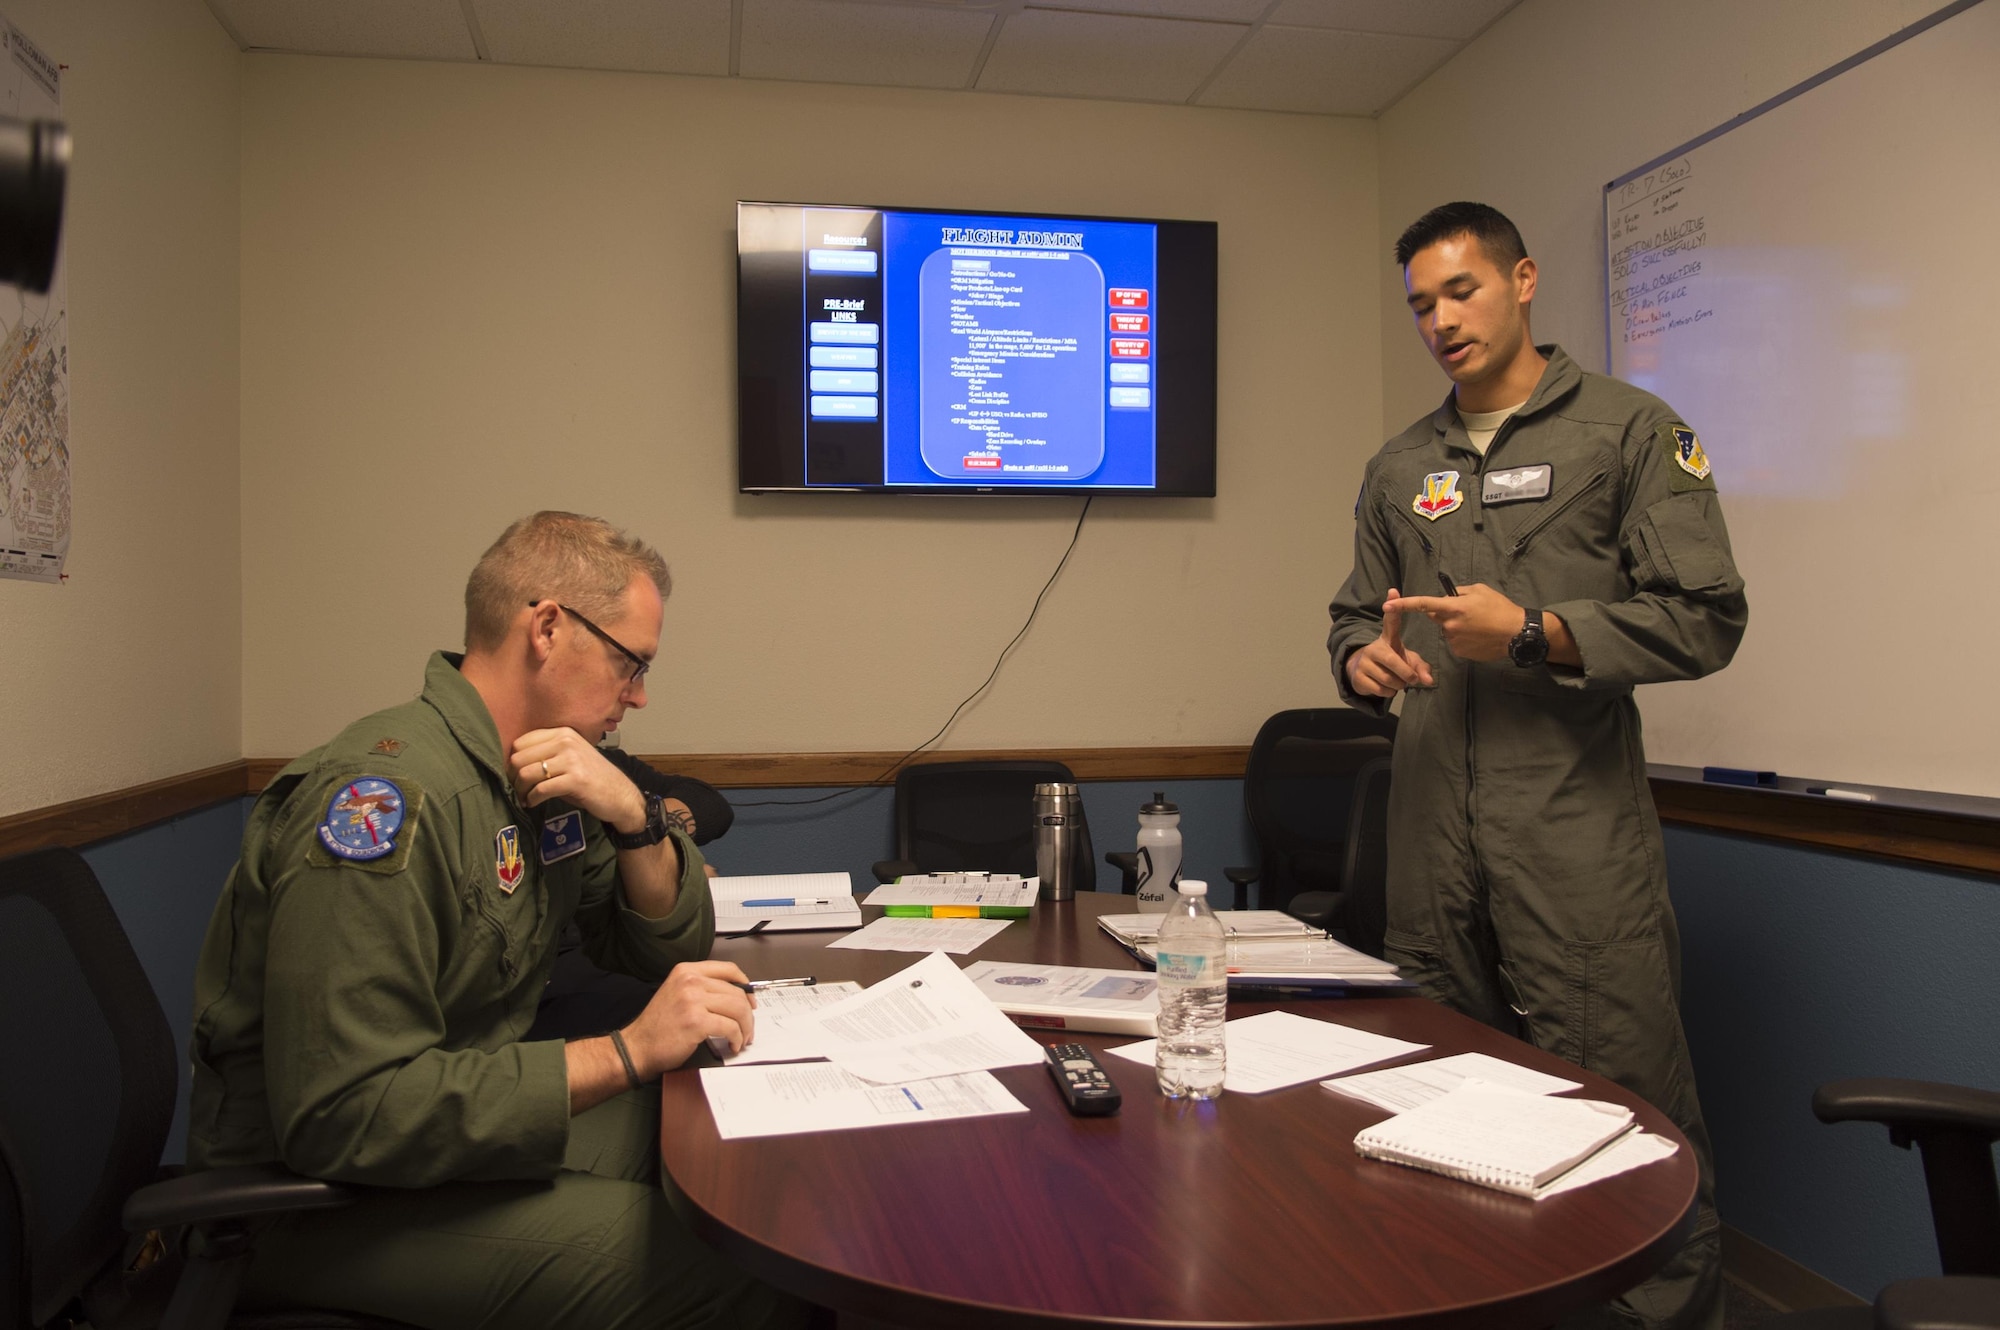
[{"xmin": 1382, "ymin": 587, "xmax": 1405, "ymax": 653}]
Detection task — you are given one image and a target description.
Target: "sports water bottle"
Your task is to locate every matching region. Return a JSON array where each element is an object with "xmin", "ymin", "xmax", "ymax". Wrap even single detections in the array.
[
  {"xmin": 1154, "ymin": 879, "xmax": 1226, "ymax": 1099},
  {"xmin": 1131, "ymin": 792, "xmax": 1182, "ymax": 914}
]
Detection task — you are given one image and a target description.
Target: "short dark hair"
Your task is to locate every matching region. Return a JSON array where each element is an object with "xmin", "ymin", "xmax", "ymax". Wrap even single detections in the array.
[{"xmin": 1394, "ymin": 202, "xmax": 1528, "ymax": 271}]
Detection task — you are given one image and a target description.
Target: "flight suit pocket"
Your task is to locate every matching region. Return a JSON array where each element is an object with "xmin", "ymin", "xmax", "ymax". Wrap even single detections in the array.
[
  {"xmin": 1630, "ymin": 494, "xmax": 1737, "ymax": 594},
  {"xmin": 1559, "ymin": 929, "xmax": 1691, "ymax": 1096}
]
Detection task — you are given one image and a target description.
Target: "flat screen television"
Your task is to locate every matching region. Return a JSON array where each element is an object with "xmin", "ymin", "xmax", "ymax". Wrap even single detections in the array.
[{"xmin": 737, "ymin": 201, "xmax": 1217, "ymax": 496}]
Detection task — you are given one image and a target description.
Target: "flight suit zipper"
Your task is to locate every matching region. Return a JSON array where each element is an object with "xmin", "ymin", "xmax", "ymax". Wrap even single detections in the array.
[{"xmin": 1509, "ymin": 468, "xmax": 1610, "ymax": 558}]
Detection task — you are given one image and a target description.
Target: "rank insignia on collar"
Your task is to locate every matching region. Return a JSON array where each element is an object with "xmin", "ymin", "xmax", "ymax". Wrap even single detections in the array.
[
  {"xmin": 318, "ymin": 777, "xmax": 406, "ymax": 862},
  {"xmin": 1672, "ymin": 427, "xmax": 1711, "ymax": 480},
  {"xmin": 1413, "ymin": 470, "xmax": 1464, "ymax": 521},
  {"xmin": 495, "ymin": 825, "xmax": 524, "ymax": 895},
  {"xmin": 370, "ymin": 737, "xmax": 405, "ymax": 757},
  {"xmin": 541, "ymin": 810, "xmax": 587, "ymax": 865}
]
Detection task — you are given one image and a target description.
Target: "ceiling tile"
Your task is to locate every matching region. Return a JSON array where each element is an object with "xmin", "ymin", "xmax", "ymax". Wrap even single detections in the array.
[
  {"xmin": 1039, "ymin": 0, "xmax": 1272, "ymax": 21},
  {"xmin": 471, "ymin": 0, "xmax": 732, "ymax": 76},
  {"xmin": 739, "ymin": 0, "xmax": 996, "ymax": 90},
  {"xmin": 212, "ymin": 0, "xmax": 478, "ymax": 59},
  {"xmin": 978, "ymin": 10, "xmax": 1247, "ymax": 104},
  {"xmin": 1196, "ymin": 24, "xmax": 1458, "ymax": 114},
  {"xmin": 1265, "ymin": 0, "xmax": 1518, "ymax": 40}
]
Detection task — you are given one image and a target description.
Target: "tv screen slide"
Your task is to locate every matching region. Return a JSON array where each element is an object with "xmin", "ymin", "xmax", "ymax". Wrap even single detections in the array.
[{"xmin": 737, "ymin": 202, "xmax": 1216, "ymax": 496}]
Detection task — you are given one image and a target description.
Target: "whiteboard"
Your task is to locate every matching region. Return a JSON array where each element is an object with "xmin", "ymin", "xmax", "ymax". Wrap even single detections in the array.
[{"xmin": 1604, "ymin": 0, "xmax": 2000, "ymax": 798}]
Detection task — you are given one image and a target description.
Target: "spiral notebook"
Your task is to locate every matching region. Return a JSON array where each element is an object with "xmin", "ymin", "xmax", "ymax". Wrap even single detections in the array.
[{"xmin": 1352, "ymin": 1082, "xmax": 1637, "ymax": 1198}]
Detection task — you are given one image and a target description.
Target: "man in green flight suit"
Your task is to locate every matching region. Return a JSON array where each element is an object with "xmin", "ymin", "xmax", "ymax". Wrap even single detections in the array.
[
  {"xmin": 1327, "ymin": 204, "xmax": 1748, "ymax": 1330},
  {"xmin": 187, "ymin": 511, "xmax": 806, "ymax": 1328}
]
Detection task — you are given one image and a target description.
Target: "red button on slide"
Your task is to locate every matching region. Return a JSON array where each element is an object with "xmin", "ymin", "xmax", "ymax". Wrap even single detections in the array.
[
  {"xmin": 1109, "ymin": 288, "xmax": 1149, "ymax": 308},
  {"xmin": 1110, "ymin": 313, "xmax": 1150, "ymax": 333},
  {"xmin": 962, "ymin": 455, "xmax": 1001, "ymax": 469},
  {"xmin": 1109, "ymin": 338, "xmax": 1150, "ymax": 358}
]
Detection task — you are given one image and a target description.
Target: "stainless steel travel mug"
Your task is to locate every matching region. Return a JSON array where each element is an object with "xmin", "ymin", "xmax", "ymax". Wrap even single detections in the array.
[{"xmin": 1033, "ymin": 782, "xmax": 1080, "ymax": 901}]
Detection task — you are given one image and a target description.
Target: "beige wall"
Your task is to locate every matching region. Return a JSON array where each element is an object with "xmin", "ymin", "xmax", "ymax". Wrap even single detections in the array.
[
  {"xmin": 240, "ymin": 59, "xmax": 1380, "ymax": 759},
  {"xmin": 0, "ymin": 0, "xmax": 239, "ymax": 817},
  {"xmin": 1376, "ymin": 0, "xmax": 1942, "ymax": 431}
]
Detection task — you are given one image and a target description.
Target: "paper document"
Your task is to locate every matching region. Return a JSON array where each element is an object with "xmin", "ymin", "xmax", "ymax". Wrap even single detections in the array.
[
  {"xmin": 1353, "ymin": 1082, "xmax": 1640, "ymax": 1197},
  {"xmin": 961, "ymin": 961, "xmax": 1160, "ymax": 1036},
  {"xmin": 699, "ymin": 1063, "xmax": 1029, "ymax": 1140},
  {"xmin": 721, "ymin": 982, "xmax": 864, "ymax": 1066},
  {"xmin": 1099, "ymin": 910, "xmax": 1326, "ymax": 942},
  {"xmin": 864, "ymin": 875, "xmax": 1039, "ymax": 911},
  {"xmin": 827, "ymin": 916, "xmax": 1013, "ymax": 954},
  {"xmin": 712, "ymin": 873, "xmax": 861, "ymax": 933},
  {"xmin": 1321, "ymin": 1052, "xmax": 1582, "ymax": 1112},
  {"xmin": 801, "ymin": 951, "xmax": 1046, "ymax": 1084},
  {"xmin": 1107, "ymin": 1010, "xmax": 1427, "ymax": 1094},
  {"xmin": 1535, "ymin": 1130, "xmax": 1679, "ymax": 1197}
]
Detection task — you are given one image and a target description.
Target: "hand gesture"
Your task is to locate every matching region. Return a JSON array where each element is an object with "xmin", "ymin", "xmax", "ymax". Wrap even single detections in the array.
[
  {"xmin": 1346, "ymin": 587, "xmax": 1436, "ymax": 697},
  {"xmin": 623, "ymin": 960, "xmax": 757, "ymax": 1072},
  {"xmin": 1384, "ymin": 582, "xmax": 1523, "ymax": 662},
  {"xmin": 512, "ymin": 729, "xmax": 647, "ymax": 833}
]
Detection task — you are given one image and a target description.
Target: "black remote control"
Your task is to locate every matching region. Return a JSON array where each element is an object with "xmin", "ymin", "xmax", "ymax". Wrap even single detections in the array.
[{"xmin": 1044, "ymin": 1043, "xmax": 1122, "ymax": 1117}]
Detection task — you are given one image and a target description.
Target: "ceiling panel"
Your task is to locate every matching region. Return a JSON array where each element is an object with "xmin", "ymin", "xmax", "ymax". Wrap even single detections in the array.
[
  {"xmin": 1040, "ymin": 0, "xmax": 1273, "ymax": 21},
  {"xmin": 978, "ymin": 9, "xmax": 1247, "ymax": 104},
  {"xmin": 1265, "ymin": 0, "xmax": 1518, "ymax": 41},
  {"xmin": 211, "ymin": 0, "xmax": 478, "ymax": 60},
  {"xmin": 1197, "ymin": 24, "xmax": 1458, "ymax": 114},
  {"xmin": 472, "ymin": 0, "xmax": 732, "ymax": 76},
  {"xmin": 739, "ymin": 0, "xmax": 996, "ymax": 90}
]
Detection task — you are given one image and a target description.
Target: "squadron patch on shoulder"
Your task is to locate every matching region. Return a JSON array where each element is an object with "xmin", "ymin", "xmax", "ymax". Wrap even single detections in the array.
[
  {"xmin": 1672, "ymin": 426, "xmax": 1711, "ymax": 480},
  {"xmin": 318, "ymin": 777, "xmax": 407, "ymax": 862},
  {"xmin": 1413, "ymin": 470, "xmax": 1464, "ymax": 521},
  {"xmin": 495, "ymin": 825, "xmax": 525, "ymax": 894},
  {"xmin": 540, "ymin": 810, "xmax": 587, "ymax": 865},
  {"xmin": 1660, "ymin": 422, "xmax": 1717, "ymax": 492}
]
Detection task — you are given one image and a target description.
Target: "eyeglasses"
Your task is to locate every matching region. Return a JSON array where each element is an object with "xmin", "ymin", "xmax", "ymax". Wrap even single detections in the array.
[{"xmin": 531, "ymin": 601, "xmax": 651, "ymax": 684}]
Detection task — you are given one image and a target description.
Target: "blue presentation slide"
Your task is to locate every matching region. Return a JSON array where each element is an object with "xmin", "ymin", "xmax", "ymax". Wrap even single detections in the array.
[{"xmin": 878, "ymin": 211, "xmax": 1157, "ymax": 488}]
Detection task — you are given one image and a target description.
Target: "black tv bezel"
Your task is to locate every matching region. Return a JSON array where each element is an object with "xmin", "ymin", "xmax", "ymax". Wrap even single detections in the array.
[{"xmin": 736, "ymin": 200, "xmax": 1217, "ymax": 498}]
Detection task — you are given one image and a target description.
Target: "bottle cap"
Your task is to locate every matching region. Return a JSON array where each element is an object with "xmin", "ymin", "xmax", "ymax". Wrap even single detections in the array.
[
  {"xmin": 1177, "ymin": 879, "xmax": 1208, "ymax": 897},
  {"xmin": 1141, "ymin": 791, "xmax": 1179, "ymax": 815}
]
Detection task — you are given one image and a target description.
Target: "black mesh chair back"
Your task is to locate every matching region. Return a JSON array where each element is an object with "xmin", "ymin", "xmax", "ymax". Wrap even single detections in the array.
[
  {"xmin": 886, "ymin": 760, "xmax": 1094, "ymax": 883},
  {"xmin": 0, "ymin": 846, "xmax": 178, "ymax": 1329},
  {"xmin": 1237, "ymin": 709, "xmax": 1396, "ymax": 917}
]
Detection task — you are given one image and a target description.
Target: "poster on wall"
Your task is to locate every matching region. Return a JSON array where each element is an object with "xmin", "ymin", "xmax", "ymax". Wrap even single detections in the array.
[{"xmin": 0, "ymin": 11, "xmax": 67, "ymax": 584}]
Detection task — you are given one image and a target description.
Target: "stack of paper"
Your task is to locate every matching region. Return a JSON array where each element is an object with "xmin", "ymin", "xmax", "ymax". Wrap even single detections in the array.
[
  {"xmin": 698, "ymin": 952, "xmax": 1045, "ymax": 1139},
  {"xmin": 720, "ymin": 981, "xmax": 863, "ymax": 1066},
  {"xmin": 1098, "ymin": 910, "xmax": 1327, "ymax": 943},
  {"xmin": 864, "ymin": 874, "xmax": 1039, "ymax": 917},
  {"xmin": 712, "ymin": 872, "xmax": 861, "ymax": 934},
  {"xmin": 828, "ymin": 916, "xmax": 1014, "ymax": 954},
  {"xmin": 1321, "ymin": 1052, "xmax": 1580, "ymax": 1112},
  {"xmin": 1106, "ymin": 1010, "xmax": 1427, "ymax": 1094}
]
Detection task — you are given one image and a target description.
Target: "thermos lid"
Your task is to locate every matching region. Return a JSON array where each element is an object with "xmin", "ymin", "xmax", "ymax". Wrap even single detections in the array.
[
  {"xmin": 1034, "ymin": 782, "xmax": 1078, "ymax": 796},
  {"xmin": 1141, "ymin": 791, "xmax": 1178, "ymax": 814}
]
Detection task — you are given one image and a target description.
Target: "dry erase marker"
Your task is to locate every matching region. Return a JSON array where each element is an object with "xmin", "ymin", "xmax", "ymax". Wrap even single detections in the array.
[
  {"xmin": 1437, "ymin": 570, "xmax": 1460, "ymax": 596},
  {"xmin": 1807, "ymin": 787, "xmax": 1876, "ymax": 802}
]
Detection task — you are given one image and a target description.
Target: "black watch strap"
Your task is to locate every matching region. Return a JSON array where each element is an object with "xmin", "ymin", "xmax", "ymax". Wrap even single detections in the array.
[
  {"xmin": 1508, "ymin": 608, "xmax": 1549, "ymax": 668},
  {"xmin": 607, "ymin": 791, "xmax": 671, "ymax": 850}
]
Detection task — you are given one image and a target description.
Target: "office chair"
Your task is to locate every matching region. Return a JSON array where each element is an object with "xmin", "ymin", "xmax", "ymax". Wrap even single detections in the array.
[
  {"xmin": 0, "ymin": 846, "xmax": 417, "ymax": 1330},
  {"xmin": 1220, "ymin": 709, "xmax": 1396, "ymax": 942},
  {"xmin": 1772, "ymin": 1078, "xmax": 2000, "ymax": 1330},
  {"xmin": 871, "ymin": 759, "xmax": 1095, "ymax": 888}
]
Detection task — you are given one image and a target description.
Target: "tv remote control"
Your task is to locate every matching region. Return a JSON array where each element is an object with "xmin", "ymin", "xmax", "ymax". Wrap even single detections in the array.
[{"xmin": 1044, "ymin": 1043, "xmax": 1122, "ymax": 1117}]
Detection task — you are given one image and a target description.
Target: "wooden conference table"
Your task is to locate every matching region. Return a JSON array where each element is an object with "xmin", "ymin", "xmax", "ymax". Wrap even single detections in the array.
[{"xmin": 657, "ymin": 892, "xmax": 1698, "ymax": 1329}]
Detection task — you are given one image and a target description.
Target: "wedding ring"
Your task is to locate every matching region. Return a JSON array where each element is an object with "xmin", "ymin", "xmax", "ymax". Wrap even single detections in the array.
[{"xmin": 541, "ymin": 760, "xmax": 551, "ymax": 781}]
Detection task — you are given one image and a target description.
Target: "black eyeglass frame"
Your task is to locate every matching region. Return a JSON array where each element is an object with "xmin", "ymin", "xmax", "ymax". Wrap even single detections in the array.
[{"xmin": 529, "ymin": 600, "xmax": 651, "ymax": 684}]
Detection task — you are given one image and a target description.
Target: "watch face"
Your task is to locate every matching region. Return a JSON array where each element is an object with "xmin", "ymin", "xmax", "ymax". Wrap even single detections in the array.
[{"xmin": 1510, "ymin": 620, "xmax": 1549, "ymax": 667}]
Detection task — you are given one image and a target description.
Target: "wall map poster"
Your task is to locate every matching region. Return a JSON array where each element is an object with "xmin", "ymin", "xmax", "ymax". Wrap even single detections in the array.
[{"xmin": 0, "ymin": 12, "xmax": 66, "ymax": 584}]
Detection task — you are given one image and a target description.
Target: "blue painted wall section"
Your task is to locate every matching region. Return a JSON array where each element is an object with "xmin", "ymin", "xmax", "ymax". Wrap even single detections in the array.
[{"xmin": 1666, "ymin": 826, "xmax": 2000, "ymax": 1299}]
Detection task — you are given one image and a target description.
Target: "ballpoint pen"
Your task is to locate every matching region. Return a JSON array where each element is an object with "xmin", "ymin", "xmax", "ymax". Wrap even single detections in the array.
[{"xmin": 739, "ymin": 897, "xmax": 835, "ymax": 908}]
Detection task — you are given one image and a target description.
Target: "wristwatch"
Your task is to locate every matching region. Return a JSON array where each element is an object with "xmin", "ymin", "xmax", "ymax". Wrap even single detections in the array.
[
  {"xmin": 1508, "ymin": 608, "xmax": 1550, "ymax": 668},
  {"xmin": 606, "ymin": 791, "xmax": 673, "ymax": 850}
]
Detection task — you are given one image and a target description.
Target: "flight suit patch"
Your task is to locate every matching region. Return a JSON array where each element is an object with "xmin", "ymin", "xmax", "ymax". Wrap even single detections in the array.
[
  {"xmin": 540, "ymin": 810, "xmax": 586, "ymax": 864},
  {"xmin": 1482, "ymin": 464, "xmax": 1552, "ymax": 504},
  {"xmin": 495, "ymin": 825, "xmax": 525, "ymax": 894},
  {"xmin": 317, "ymin": 777, "xmax": 409, "ymax": 863},
  {"xmin": 1412, "ymin": 470, "xmax": 1464, "ymax": 521},
  {"xmin": 1662, "ymin": 423, "xmax": 1716, "ymax": 492}
]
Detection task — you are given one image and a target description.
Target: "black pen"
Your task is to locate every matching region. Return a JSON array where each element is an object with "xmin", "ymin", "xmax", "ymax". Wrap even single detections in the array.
[
  {"xmin": 732, "ymin": 977, "xmax": 817, "ymax": 992},
  {"xmin": 1437, "ymin": 570, "xmax": 1460, "ymax": 596}
]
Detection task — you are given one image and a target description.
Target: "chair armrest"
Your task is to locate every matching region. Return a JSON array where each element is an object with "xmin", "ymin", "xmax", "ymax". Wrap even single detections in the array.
[
  {"xmin": 1104, "ymin": 852, "xmax": 1138, "ymax": 872},
  {"xmin": 123, "ymin": 1163, "xmax": 358, "ymax": 1232},
  {"xmin": 1814, "ymin": 1079, "xmax": 2000, "ymax": 1141},
  {"xmin": 871, "ymin": 859, "xmax": 920, "ymax": 884},
  {"xmin": 1875, "ymin": 1276, "xmax": 2000, "ymax": 1330},
  {"xmin": 1222, "ymin": 865, "xmax": 1259, "ymax": 887}
]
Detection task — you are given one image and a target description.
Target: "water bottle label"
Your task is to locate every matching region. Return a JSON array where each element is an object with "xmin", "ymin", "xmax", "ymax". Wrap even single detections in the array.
[{"xmin": 1156, "ymin": 950, "xmax": 1213, "ymax": 983}]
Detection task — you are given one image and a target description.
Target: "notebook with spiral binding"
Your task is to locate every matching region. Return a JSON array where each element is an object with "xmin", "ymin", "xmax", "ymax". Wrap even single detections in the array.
[{"xmin": 1353, "ymin": 1081, "xmax": 1637, "ymax": 1198}]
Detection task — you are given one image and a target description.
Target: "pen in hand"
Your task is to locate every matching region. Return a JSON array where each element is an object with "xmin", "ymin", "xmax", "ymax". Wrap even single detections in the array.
[{"xmin": 1437, "ymin": 570, "xmax": 1460, "ymax": 596}]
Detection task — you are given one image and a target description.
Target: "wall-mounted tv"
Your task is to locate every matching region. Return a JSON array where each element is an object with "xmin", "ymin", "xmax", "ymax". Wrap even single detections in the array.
[{"xmin": 737, "ymin": 201, "xmax": 1216, "ymax": 496}]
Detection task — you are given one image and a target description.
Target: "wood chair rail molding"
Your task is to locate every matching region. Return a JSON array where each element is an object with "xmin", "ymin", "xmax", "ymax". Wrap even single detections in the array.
[{"xmin": 5, "ymin": 752, "xmax": 1998, "ymax": 877}]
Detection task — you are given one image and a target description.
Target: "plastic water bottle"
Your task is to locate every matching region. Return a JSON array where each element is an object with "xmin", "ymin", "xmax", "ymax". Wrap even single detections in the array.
[
  {"xmin": 1131, "ymin": 792, "xmax": 1182, "ymax": 915},
  {"xmin": 1154, "ymin": 879, "xmax": 1226, "ymax": 1099}
]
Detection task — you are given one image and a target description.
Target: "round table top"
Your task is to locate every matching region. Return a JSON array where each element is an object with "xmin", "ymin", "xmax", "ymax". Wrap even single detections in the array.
[{"xmin": 657, "ymin": 892, "xmax": 1697, "ymax": 1329}]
